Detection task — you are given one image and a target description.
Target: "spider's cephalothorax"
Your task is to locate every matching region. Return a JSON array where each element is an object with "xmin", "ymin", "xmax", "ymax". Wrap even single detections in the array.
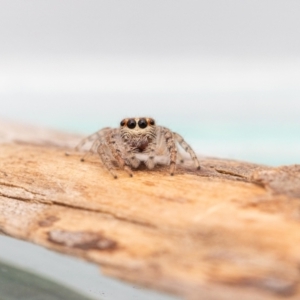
[
  {"xmin": 120, "ymin": 118, "xmax": 156, "ymax": 153},
  {"xmin": 73, "ymin": 117, "xmax": 200, "ymax": 178}
]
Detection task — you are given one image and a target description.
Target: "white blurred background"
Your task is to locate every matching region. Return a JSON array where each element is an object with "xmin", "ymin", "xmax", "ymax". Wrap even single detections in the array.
[
  {"xmin": 0, "ymin": 1, "xmax": 300, "ymax": 299},
  {"xmin": 1, "ymin": 0, "xmax": 300, "ymax": 165}
]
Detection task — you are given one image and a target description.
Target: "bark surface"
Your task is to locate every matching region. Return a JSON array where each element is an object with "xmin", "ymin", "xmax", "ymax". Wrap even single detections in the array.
[{"xmin": 0, "ymin": 119, "xmax": 300, "ymax": 300}]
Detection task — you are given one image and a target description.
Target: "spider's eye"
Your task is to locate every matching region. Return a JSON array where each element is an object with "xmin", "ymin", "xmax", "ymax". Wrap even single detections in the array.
[
  {"xmin": 138, "ymin": 118, "xmax": 147, "ymax": 129},
  {"xmin": 149, "ymin": 119, "xmax": 155, "ymax": 126},
  {"xmin": 120, "ymin": 120, "xmax": 126, "ymax": 127},
  {"xmin": 127, "ymin": 119, "xmax": 136, "ymax": 129}
]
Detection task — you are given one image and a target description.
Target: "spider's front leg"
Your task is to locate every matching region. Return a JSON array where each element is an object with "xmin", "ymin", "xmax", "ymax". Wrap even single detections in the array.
[
  {"xmin": 107, "ymin": 131, "xmax": 134, "ymax": 178},
  {"xmin": 97, "ymin": 142, "xmax": 118, "ymax": 179},
  {"xmin": 162, "ymin": 128, "xmax": 177, "ymax": 175}
]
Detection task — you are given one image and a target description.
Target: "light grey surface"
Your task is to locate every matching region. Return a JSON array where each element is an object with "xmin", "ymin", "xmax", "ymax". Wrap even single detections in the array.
[
  {"xmin": 0, "ymin": 260, "xmax": 95, "ymax": 300},
  {"xmin": 0, "ymin": 236, "xmax": 179, "ymax": 300},
  {"xmin": 0, "ymin": 0, "xmax": 300, "ymax": 57}
]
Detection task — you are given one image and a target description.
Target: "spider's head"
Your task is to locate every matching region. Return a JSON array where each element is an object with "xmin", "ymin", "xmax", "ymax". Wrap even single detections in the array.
[{"xmin": 120, "ymin": 117, "xmax": 156, "ymax": 140}]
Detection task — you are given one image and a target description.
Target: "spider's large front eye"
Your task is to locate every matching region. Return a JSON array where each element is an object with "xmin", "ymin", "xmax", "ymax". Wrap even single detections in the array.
[
  {"xmin": 127, "ymin": 119, "xmax": 136, "ymax": 129},
  {"xmin": 138, "ymin": 118, "xmax": 147, "ymax": 129},
  {"xmin": 120, "ymin": 119, "xmax": 126, "ymax": 127}
]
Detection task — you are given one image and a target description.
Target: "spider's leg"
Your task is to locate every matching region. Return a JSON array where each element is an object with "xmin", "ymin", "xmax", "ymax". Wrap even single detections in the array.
[
  {"xmin": 107, "ymin": 130, "xmax": 134, "ymax": 177},
  {"xmin": 162, "ymin": 127, "xmax": 177, "ymax": 175},
  {"xmin": 177, "ymin": 151, "xmax": 185, "ymax": 164},
  {"xmin": 75, "ymin": 127, "xmax": 111, "ymax": 152},
  {"xmin": 75, "ymin": 132, "xmax": 100, "ymax": 152},
  {"xmin": 97, "ymin": 142, "xmax": 118, "ymax": 179},
  {"xmin": 80, "ymin": 139, "xmax": 100, "ymax": 162},
  {"xmin": 173, "ymin": 132, "xmax": 200, "ymax": 170},
  {"xmin": 65, "ymin": 136, "xmax": 99, "ymax": 157}
]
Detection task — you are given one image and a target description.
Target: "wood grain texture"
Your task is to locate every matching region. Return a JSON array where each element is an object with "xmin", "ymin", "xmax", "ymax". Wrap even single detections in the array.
[{"xmin": 0, "ymin": 119, "xmax": 300, "ymax": 300}]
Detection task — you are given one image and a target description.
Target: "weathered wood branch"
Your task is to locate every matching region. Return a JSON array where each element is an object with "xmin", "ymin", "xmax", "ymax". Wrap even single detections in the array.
[{"xmin": 0, "ymin": 119, "xmax": 300, "ymax": 300}]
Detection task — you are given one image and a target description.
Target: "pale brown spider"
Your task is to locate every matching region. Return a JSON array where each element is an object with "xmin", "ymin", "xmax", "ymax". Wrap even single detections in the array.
[{"xmin": 71, "ymin": 117, "xmax": 200, "ymax": 178}]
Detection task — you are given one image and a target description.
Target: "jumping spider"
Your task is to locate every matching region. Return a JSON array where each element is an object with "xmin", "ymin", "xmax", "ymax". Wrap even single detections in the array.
[{"xmin": 72, "ymin": 117, "xmax": 200, "ymax": 178}]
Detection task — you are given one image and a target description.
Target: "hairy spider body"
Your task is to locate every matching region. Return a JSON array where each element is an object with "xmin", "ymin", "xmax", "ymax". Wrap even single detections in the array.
[{"xmin": 73, "ymin": 117, "xmax": 200, "ymax": 178}]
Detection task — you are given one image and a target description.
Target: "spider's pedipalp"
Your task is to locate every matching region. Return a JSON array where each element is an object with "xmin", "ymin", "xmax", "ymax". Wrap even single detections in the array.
[
  {"xmin": 145, "ymin": 140, "xmax": 157, "ymax": 169},
  {"xmin": 122, "ymin": 142, "xmax": 141, "ymax": 169},
  {"xmin": 128, "ymin": 154, "xmax": 141, "ymax": 169},
  {"xmin": 174, "ymin": 132, "xmax": 200, "ymax": 170}
]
